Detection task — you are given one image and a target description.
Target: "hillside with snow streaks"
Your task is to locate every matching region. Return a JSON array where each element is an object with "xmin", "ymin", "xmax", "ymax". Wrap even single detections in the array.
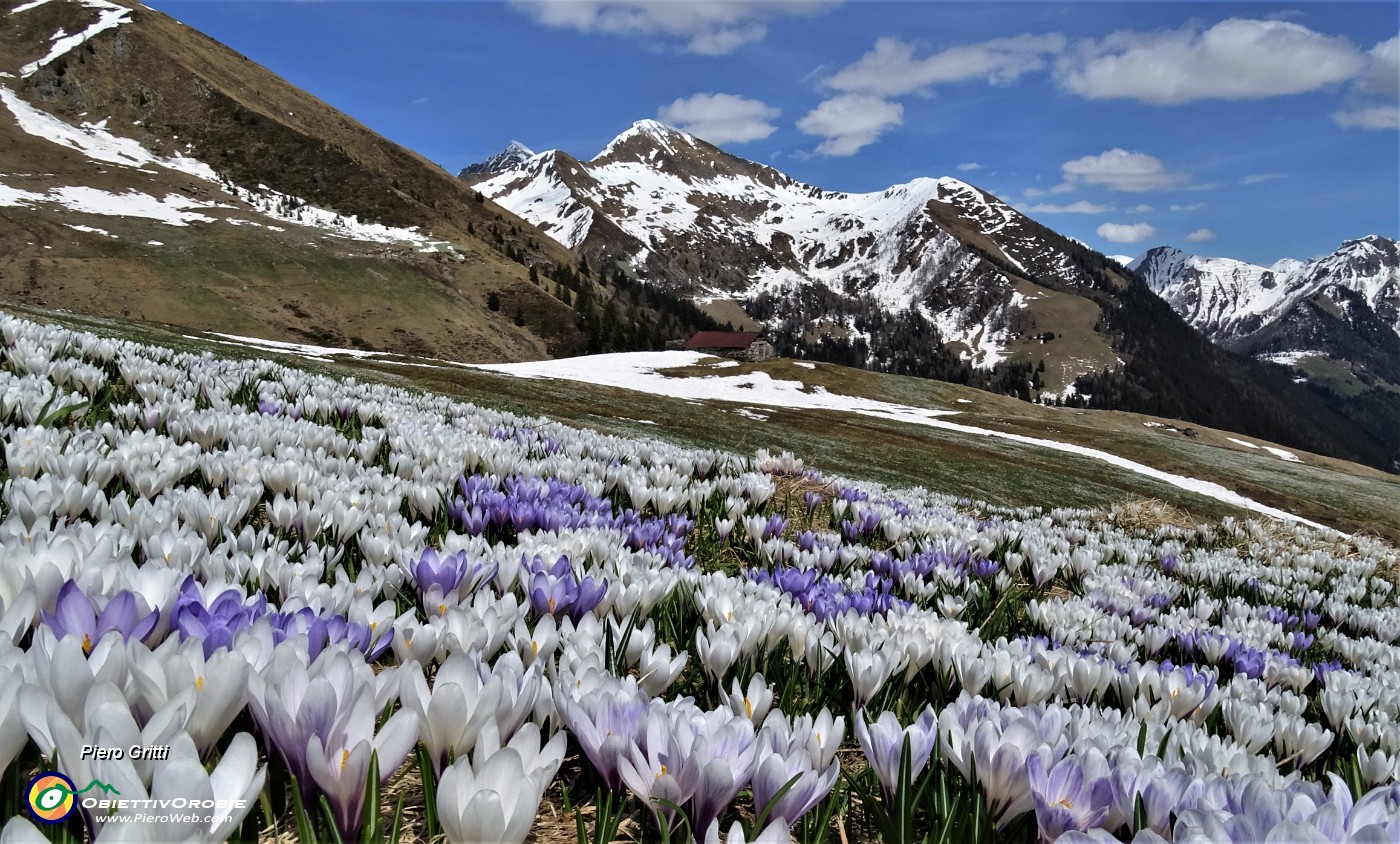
[{"xmin": 16, "ymin": 0, "xmax": 129, "ymax": 77}]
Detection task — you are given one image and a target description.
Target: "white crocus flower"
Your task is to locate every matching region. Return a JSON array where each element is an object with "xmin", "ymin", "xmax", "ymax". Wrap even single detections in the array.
[
  {"xmin": 399, "ymin": 655, "xmax": 503, "ymax": 774},
  {"xmin": 437, "ymin": 726, "xmax": 564, "ymax": 844}
]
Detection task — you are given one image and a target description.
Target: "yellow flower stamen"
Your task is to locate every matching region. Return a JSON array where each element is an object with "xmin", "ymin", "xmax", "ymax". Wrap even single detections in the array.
[
  {"xmin": 196, "ymin": 676, "xmax": 204, "ymax": 691},
  {"xmin": 547, "ymin": 597, "xmax": 557, "ymax": 614},
  {"xmin": 744, "ymin": 698, "xmax": 753, "ymax": 719},
  {"xmin": 82, "ymin": 634, "xmax": 92, "ymax": 653},
  {"xmin": 656, "ymin": 764, "xmax": 667, "ymax": 779},
  {"xmin": 340, "ymin": 750, "xmax": 350, "ymax": 774}
]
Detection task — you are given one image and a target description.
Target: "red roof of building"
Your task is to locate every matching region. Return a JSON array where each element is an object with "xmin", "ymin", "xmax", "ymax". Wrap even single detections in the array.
[{"xmin": 683, "ymin": 331, "xmax": 762, "ymax": 350}]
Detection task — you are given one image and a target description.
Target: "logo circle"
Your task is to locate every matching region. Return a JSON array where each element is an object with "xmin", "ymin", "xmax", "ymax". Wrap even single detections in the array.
[{"xmin": 26, "ymin": 772, "xmax": 76, "ymax": 824}]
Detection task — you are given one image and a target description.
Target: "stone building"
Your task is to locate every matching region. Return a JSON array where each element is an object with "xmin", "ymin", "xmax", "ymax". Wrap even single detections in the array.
[{"xmin": 681, "ymin": 331, "xmax": 774, "ymax": 362}]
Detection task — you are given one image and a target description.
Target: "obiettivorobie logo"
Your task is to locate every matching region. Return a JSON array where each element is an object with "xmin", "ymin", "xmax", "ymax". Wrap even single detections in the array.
[{"xmin": 26, "ymin": 772, "xmax": 120, "ymax": 824}]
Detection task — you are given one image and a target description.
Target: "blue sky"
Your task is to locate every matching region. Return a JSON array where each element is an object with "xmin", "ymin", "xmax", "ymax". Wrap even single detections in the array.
[{"xmin": 149, "ymin": 1, "xmax": 1398, "ymax": 265}]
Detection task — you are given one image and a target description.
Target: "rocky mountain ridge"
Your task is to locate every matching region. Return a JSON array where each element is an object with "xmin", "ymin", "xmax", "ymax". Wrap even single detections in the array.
[
  {"xmin": 469, "ymin": 120, "xmax": 1123, "ymax": 383},
  {"xmin": 1131, "ymin": 237, "xmax": 1400, "ymax": 388}
]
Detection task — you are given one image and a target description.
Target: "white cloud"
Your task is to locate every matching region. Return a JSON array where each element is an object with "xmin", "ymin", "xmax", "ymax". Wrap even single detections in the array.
[
  {"xmin": 508, "ymin": 0, "xmax": 836, "ymax": 55},
  {"xmin": 1359, "ymin": 36, "xmax": 1399, "ymax": 98},
  {"xmin": 1055, "ymin": 18, "xmax": 1368, "ymax": 105},
  {"xmin": 1022, "ymin": 200, "xmax": 1114, "ymax": 214},
  {"xmin": 656, "ymin": 93, "xmax": 779, "ymax": 144},
  {"xmin": 1061, "ymin": 149, "xmax": 1186, "ymax": 192},
  {"xmin": 826, "ymin": 33, "xmax": 1066, "ymax": 98},
  {"xmin": 1329, "ymin": 37, "xmax": 1400, "ymax": 130},
  {"xmin": 957, "ymin": 162, "xmax": 983, "ymax": 172},
  {"xmin": 1169, "ymin": 203, "xmax": 1205, "ymax": 212},
  {"xmin": 1022, "ymin": 186, "xmax": 1044, "ymax": 198},
  {"xmin": 1185, "ymin": 228, "xmax": 1217, "ymax": 242},
  {"xmin": 1097, "ymin": 222, "xmax": 1158, "ymax": 244},
  {"xmin": 797, "ymin": 94, "xmax": 903, "ymax": 156},
  {"xmin": 1240, "ymin": 172, "xmax": 1287, "ymax": 185},
  {"xmin": 1332, "ymin": 104, "xmax": 1400, "ymax": 130},
  {"xmin": 1127, "ymin": 203, "xmax": 1154, "ymax": 213}
]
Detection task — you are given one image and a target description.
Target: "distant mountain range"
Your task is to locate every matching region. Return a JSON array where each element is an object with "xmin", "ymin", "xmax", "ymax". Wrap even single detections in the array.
[
  {"xmin": 465, "ymin": 124, "xmax": 1400, "ymax": 470},
  {"xmin": 1131, "ymin": 237, "xmax": 1400, "ymax": 389}
]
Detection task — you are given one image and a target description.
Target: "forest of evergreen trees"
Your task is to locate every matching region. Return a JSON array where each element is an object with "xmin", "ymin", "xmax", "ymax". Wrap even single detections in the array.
[{"xmin": 746, "ymin": 283, "xmax": 1048, "ymax": 400}]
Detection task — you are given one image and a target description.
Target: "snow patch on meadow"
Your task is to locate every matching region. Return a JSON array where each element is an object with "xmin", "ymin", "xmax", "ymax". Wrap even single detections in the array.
[
  {"xmin": 474, "ymin": 351, "xmax": 1327, "ymax": 529},
  {"xmin": 1228, "ymin": 437, "xmax": 1303, "ymax": 463}
]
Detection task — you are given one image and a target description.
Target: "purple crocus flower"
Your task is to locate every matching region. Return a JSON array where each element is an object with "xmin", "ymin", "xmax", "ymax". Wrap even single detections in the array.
[
  {"xmin": 554, "ymin": 680, "xmax": 648, "ymax": 792},
  {"xmin": 854, "ymin": 707, "xmax": 938, "ymax": 800},
  {"xmin": 1027, "ymin": 754, "xmax": 1114, "ymax": 841},
  {"xmin": 270, "ymin": 609, "xmax": 393, "ymax": 662},
  {"xmin": 762, "ymin": 515, "xmax": 788, "ymax": 540},
  {"xmin": 41, "ymin": 580, "xmax": 159, "ymax": 652},
  {"xmin": 412, "ymin": 548, "xmax": 472, "ymax": 595},
  {"xmin": 971, "ymin": 558, "xmax": 1001, "ymax": 579},
  {"xmin": 171, "ymin": 577, "xmax": 269, "ymax": 657},
  {"xmin": 751, "ymin": 749, "xmax": 838, "ymax": 827},
  {"xmin": 686, "ymin": 715, "xmax": 762, "ymax": 837},
  {"xmin": 528, "ymin": 565, "xmax": 607, "ymax": 623}
]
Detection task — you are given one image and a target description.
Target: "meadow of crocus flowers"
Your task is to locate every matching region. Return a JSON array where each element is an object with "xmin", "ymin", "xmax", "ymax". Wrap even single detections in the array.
[{"xmin": 2, "ymin": 310, "xmax": 1399, "ymax": 843}]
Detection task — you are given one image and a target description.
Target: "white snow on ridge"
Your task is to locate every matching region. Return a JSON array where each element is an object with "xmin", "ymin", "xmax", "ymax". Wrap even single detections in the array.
[
  {"xmin": 10, "ymin": 0, "xmax": 58, "ymax": 14},
  {"xmin": 200, "ymin": 333, "xmax": 384, "ymax": 360},
  {"xmin": 1262, "ymin": 351, "xmax": 1320, "ymax": 365},
  {"xmin": 1134, "ymin": 237, "xmax": 1399, "ymax": 343},
  {"xmin": 0, "ymin": 87, "xmax": 218, "ymax": 181},
  {"xmin": 0, "ymin": 180, "xmax": 43, "ymax": 206},
  {"xmin": 470, "ymin": 351, "xmax": 1328, "ymax": 530},
  {"xmin": 1232, "ymin": 437, "xmax": 1303, "ymax": 462},
  {"xmin": 478, "ymin": 134, "xmax": 997, "ymax": 317},
  {"xmin": 1, "ymin": 86, "xmax": 456, "ymax": 249},
  {"xmin": 20, "ymin": 0, "xmax": 130, "ymax": 77},
  {"xmin": 66, "ymin": 223, "xmax": 115, "ymax": 237}
]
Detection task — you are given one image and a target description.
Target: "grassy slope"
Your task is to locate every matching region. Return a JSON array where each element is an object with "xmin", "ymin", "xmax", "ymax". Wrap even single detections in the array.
[
  {"xmin": 0, "ymin": 0, "xmax": 592, "ymax": 359},
  {"xmin": 12, "ymin": 303, "xmax": 1399, "ymax": 543}
]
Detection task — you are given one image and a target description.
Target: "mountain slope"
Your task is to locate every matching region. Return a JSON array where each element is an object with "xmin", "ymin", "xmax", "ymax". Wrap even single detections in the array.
[
  {"xmin": 470, "ymin": 121, "xmax": 1400, "ymax": 472},
  {"xmin": 0, "ymin": 0, "xmax": 713, "ymax": 359},
  {"xmin": 472, "ymin": 121, "xmax": 1124, "ymax": 388}
]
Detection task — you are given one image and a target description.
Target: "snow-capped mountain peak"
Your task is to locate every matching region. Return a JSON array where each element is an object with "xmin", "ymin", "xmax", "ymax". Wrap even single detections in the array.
[
  {"xmin": 595, "ymin": 119, "xmax": 701, "ymax": 162},
  {"xmin": 1130, "ymin": 237, "xmax": 1400, "ymax": 390},
  {"xmin": 1132, "ymin": 238, "xmax": 1398, "ymax": 345},
  {"xmin": 458, "ymin": 140, "xmax": 537, "ymax": 178},
  {"xmin": 474, "ymin": 120, "xmax": 1129, "ymax": 377}
]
